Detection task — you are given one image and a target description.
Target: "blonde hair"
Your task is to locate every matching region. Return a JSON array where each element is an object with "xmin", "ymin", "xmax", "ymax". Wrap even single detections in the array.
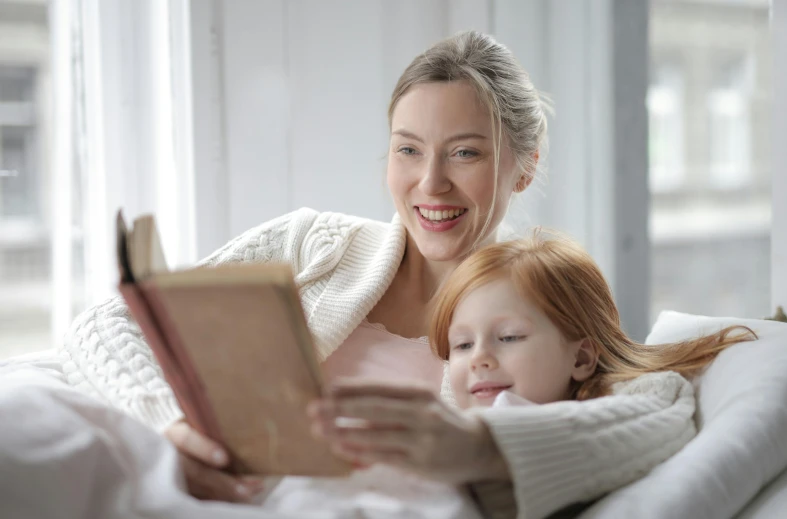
[
  {"xmin": 388, "ymin": 30, "xmax": 550, "ymax": 245},
  {"xmin": 430, "ymin": 229, "xmax": 757, "ymax": 400}
]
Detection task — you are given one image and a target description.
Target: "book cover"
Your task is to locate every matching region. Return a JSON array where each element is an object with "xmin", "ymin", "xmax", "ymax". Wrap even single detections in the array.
[{"xmin": 116, "ymin": 210, "xmax": 351, "ymax": 477}]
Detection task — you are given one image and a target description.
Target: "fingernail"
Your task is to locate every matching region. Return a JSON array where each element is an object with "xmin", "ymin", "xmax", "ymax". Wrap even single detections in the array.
[
  {"xmin": 213, "ymin": 449, "xmax": 227, "ymax": 465},
  {"xmin": 235, "ymin": 483, "xmax": 250, "ymax": 496}
]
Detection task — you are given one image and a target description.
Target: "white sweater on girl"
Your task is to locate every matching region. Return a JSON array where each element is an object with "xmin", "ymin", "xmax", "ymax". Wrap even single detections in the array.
[{"xmin": 60, "ymin": 208, "xmax": 697, "ymax": 519}]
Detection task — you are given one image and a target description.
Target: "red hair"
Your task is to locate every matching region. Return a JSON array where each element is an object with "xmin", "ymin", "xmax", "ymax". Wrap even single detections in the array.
[{"xmin": 430, "ymin": 229, "xmax": 756, "ymax": 400}]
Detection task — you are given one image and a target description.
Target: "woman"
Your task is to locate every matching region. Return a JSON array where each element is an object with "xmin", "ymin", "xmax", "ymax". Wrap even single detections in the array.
[{"xmin": 61, "ymin": 31, "xmax": 692, "ymax": 518}]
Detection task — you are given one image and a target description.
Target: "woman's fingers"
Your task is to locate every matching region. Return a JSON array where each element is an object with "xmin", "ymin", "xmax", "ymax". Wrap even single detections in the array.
[
  {"xmin": 165, "ymin": 420, "xmax": 228, "ymax": 468},
  {"xmin": 309, "ymin": 396, "xmax": 427, "ymax": 429},
  {"xmin": 328, "ymin": 380, "xmax": 434, "ymax": 400},
  {"xmin": 309, "ymin": 396, "xmax": 444, "ymax": 469},
  {"xmin": 179, "ymin": 454, "xmax": 258, "ymax": 503},
  {"xmin": 308, "ymin": 386, "xmax": 507, "ymax": 484},
  {"xmin": 317, "ymin": 420, "xmax": 417, "ymax": 451},
  {"xmin": 238, "ymin": 475, "xmax": 267, "ymax": 492},
  {"xmin": 329, "ymin": 441, "xmax": 407, "ymax": 467},
  {"xmin": 164, "ymin": 421, "xmax": 266, "ymax": 503}
]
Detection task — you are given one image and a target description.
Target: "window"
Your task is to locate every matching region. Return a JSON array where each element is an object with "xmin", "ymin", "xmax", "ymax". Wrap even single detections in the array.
[
  {"xmin": 0, "ymin": 1, "xmax": 82, "ymax": 359},
  {"xmin": 649, "ymin": 0, "xmax": 772, "ymax": 322},
  {"xmin": 0, "ymin": 0, "xmax": 191, "ymax": 359},
  {"xmin": 1, "ymin": 67, "xmax": 39, "ymax": 219},
  {"xmin": 648, "ymin": 62, "xmax": 685, "ymax": 192},
  {"xmin": 708, "ymin": 56, "xmax": 753, "ymax": 188}
]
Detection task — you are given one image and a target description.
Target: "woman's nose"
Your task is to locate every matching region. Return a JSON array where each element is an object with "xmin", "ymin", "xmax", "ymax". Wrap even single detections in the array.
[{"xmin": 418, "ymin": 155, "xmax": 451, "ymax": 196}]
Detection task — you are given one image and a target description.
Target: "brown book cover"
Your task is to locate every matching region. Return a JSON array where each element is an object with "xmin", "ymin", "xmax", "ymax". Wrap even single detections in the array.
[{"xmin": 115, "ymin": 210, "xmax": 351, "ymax": 477}]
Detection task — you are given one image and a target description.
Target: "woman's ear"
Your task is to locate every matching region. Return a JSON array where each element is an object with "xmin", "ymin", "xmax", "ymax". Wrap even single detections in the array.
[
  {"xmin": 514, "ymin": 175, "xmax": 531, "ymax": 193},
  {"xmin": 571, "ymin": 338, "xmax": 598, "ymax": 382},
  {"xmin": 514, "ymin": 151, "xmax": 539, "ymax": 193}
]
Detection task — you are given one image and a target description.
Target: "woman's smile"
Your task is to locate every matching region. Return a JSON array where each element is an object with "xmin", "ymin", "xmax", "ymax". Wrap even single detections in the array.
[{"xmin": 414, "ymin": 205, "xmax": 468, "ymax": 232}]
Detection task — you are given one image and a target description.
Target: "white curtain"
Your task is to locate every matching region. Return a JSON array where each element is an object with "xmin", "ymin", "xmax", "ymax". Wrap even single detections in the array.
[{"xmin": 49, "ymin": 0, "xmax": 197, "ymax": 344}]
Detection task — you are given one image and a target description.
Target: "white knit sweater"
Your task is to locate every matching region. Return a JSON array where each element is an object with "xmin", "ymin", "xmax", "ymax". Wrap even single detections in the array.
[{"xmin": 60, "ymin": 208, "xmax": 697, "ymax": 519}]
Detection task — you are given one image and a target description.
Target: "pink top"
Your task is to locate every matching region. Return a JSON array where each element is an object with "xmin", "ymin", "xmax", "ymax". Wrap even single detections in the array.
[{"xmin": 321, "ymin": 320, "xmax": 445, "ymax": 395}]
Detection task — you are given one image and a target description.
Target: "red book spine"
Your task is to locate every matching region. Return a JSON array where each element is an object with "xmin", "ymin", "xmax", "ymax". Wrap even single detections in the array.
[{"xmin": 119, "ymin": 282, "xmax": 223, "ymax": 444}]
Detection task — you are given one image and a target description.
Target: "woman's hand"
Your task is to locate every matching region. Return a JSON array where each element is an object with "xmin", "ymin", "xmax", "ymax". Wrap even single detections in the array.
[
  {"xmin": 164, "ymin": 420, "xmax": 264, "ymax": 502},
  {"xmin": 307, "ymin": 382, "xmax": 510, "ymax": 484}
]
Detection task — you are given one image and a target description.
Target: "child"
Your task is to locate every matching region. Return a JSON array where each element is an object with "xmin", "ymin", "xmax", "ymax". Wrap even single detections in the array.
[
  {"xmin": 431, "ymin": 228, "xmax": 756, "ymax": 409},
  {"xmin": 423, "ymin": 229, "xmax": 758, "ymax": 517}
]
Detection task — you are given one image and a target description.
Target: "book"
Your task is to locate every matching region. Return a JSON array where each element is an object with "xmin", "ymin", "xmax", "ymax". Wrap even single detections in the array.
[{"xmin": 115, "ymin": 210, "xmax": 351, "ymax": 477}]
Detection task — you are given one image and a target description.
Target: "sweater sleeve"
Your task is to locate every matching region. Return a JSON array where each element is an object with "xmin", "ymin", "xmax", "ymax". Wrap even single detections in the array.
[
  {"xmin": 59, "ymin": 209, "xmax": 313, "ymax": 431},
  {"xmin": 469, "ymin": 371, "xmax": 697, "ymax": 519}
]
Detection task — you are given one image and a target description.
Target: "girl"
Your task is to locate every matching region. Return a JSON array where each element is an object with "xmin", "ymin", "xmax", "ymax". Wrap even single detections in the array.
[{"xmin": 424, "ymin": 229, "xmax": 757, "ymax": 516}]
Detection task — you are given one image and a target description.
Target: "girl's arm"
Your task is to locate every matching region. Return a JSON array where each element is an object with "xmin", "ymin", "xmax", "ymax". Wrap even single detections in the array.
[{"xmin": 470, "ymin": 371, "xmax": 696, "ymax": 519}]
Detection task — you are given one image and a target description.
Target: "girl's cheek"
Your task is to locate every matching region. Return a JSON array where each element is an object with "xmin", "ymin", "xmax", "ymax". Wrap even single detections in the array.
[{"xmin": 448, "ymin": 360, "xmax": 463, "ymax": 385}]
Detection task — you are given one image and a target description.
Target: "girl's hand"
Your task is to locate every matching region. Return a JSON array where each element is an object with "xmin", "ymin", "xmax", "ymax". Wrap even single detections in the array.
[
  {"xmin": 164, "ymin": 420, "xmax": 264, "ymax": 502},
  {"xmin": 307, "ymin": 382, "xmax": 510, "ymax": 484}
]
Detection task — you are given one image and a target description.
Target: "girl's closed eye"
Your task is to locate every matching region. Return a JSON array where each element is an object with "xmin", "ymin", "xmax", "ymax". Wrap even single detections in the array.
[
  {"xmin": 452, "ymin": 341, "xmax": 473, "ymax": 351},
  {"xmin": 499, "ymin": 335, "xmax": 526, "ymax": 343}
]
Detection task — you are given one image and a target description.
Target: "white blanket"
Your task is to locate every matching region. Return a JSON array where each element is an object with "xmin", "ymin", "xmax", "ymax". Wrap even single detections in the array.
[
  {"xmin": 578, "ymin": 312, "xmax": 787, "ymax": 519},
  {"xmin": 258, "ymin": 394, "xmax": 533, "ymax": 518},
  {"xmin": 0, "ymin": 362, "xmax": 478, "ymax": 519},
  {"xmin": 5, "ymin": 310, "xmax": 787, "ymax": 519}
]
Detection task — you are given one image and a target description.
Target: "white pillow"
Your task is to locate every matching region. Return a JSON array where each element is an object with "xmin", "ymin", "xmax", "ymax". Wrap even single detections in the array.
[{"xmin": 579, "ymin": 311, "xmax": 787, "ymax": 519}]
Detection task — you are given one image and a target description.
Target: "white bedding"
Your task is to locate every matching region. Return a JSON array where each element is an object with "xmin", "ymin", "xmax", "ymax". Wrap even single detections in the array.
[
  {"xmin": 0, "ymin": 360, "xmax": 478, "ymax": 519},
  {"xmin": 0, "ymin": 364, "xmax": 275, "ymax": 519},
  {"xmin": 738, "ymin": 466, "xmax": 787, "ymax": 519},
  {"xmin": 577, "ymin": 312, "xmax": 787, "ymax": 519},
  {"xmin": 4, "ymin": 310, "xmax": 787, "ymax": 519}
]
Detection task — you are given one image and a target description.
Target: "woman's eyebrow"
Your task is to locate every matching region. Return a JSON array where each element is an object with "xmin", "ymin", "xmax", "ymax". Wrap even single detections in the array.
[
  {"xmin": 391, "ymin": 129, "xmax": 424, "ymax": 142},
  {"xmin": 446, "ymin": 132, "xmax": 488, "ymax": 142},
  {"xmin": 391, "ymin": 130, "xmax": 489, "ymax": 143}
]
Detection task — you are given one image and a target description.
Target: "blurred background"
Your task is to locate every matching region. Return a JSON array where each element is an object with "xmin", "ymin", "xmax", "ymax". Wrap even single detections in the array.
[{"xmin": 0, "ymin": 0, "xmax": 783, "ymax": 358}]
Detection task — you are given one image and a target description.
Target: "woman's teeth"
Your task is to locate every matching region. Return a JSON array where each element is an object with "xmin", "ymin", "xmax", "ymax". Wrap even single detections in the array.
[{"xmin": 418, "ymin": 207, "xmax": 467, "ymax": 222}]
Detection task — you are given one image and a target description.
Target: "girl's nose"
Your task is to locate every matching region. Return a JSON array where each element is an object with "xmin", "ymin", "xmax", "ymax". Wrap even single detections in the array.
[{"xmin": 470, "ymin": 341, "xmax": 499, "ymax": 370}]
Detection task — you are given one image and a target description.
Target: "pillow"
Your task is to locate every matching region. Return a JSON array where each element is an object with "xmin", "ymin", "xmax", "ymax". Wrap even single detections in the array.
[{"xmin": 579, "ymin": 311, "xmax": 787, "ymax": 519}]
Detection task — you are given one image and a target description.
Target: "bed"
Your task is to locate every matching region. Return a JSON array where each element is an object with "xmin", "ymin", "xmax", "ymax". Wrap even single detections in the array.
[{"xmin": 1, "ymin": 310, "xmax": 786, "ymax": 519}]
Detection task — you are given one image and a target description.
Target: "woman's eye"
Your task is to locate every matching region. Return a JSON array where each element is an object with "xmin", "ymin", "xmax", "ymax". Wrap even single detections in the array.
[
  {"xmin": 455, "ymin": 149, "xmax": 478, "ymax": 159},
  {"xmin": 452, "ymin": 342, "xmax": 473, "ymax": 351},
  {"xmin": 398, "ymin": 146, "xmax": 418, "ymax": 156}
]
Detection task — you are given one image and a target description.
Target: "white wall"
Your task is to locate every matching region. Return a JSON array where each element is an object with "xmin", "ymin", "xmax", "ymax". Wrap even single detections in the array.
[{"xmin": 189, "ymin": 0, "xmax": 650, "ymax": 338}]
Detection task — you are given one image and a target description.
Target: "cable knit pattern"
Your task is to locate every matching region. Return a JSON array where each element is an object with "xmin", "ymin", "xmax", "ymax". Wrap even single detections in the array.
[
  {"xmin": 470, "ymin": 371, "xmax": 697, "ymax": 519},
  {"xmin": 60, "ymin": 208, "xmax": 404, "ymax": 431},
  {"xmin": 59, "ymin": 208, "xmax": 697, "ymax": 518}
]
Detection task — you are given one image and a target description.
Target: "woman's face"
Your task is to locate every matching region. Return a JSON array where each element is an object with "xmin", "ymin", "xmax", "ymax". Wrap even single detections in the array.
[{"xmin": 387, "ymin": 81, "xmax": 522, "ymax": 263}]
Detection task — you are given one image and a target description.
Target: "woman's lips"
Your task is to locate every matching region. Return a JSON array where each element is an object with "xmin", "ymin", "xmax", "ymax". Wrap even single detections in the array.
[{"xmin": 414, "ymin": 206, "xmax": 467, "ymax": 232}]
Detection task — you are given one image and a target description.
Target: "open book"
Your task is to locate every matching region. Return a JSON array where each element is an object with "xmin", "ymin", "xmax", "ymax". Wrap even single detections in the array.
[{"xmin": 115, "ymin": 210, "xmax": 351, "ymax": 477}]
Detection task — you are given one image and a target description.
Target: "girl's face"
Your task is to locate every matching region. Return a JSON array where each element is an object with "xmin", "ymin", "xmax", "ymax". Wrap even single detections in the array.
[
  {"xmin": 447, "ymin": 278, "xmax": 593, "ymax": 408},
  {"xmin": 387, "ymin": 81, "xmax": 523, "ymax": 263}
]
